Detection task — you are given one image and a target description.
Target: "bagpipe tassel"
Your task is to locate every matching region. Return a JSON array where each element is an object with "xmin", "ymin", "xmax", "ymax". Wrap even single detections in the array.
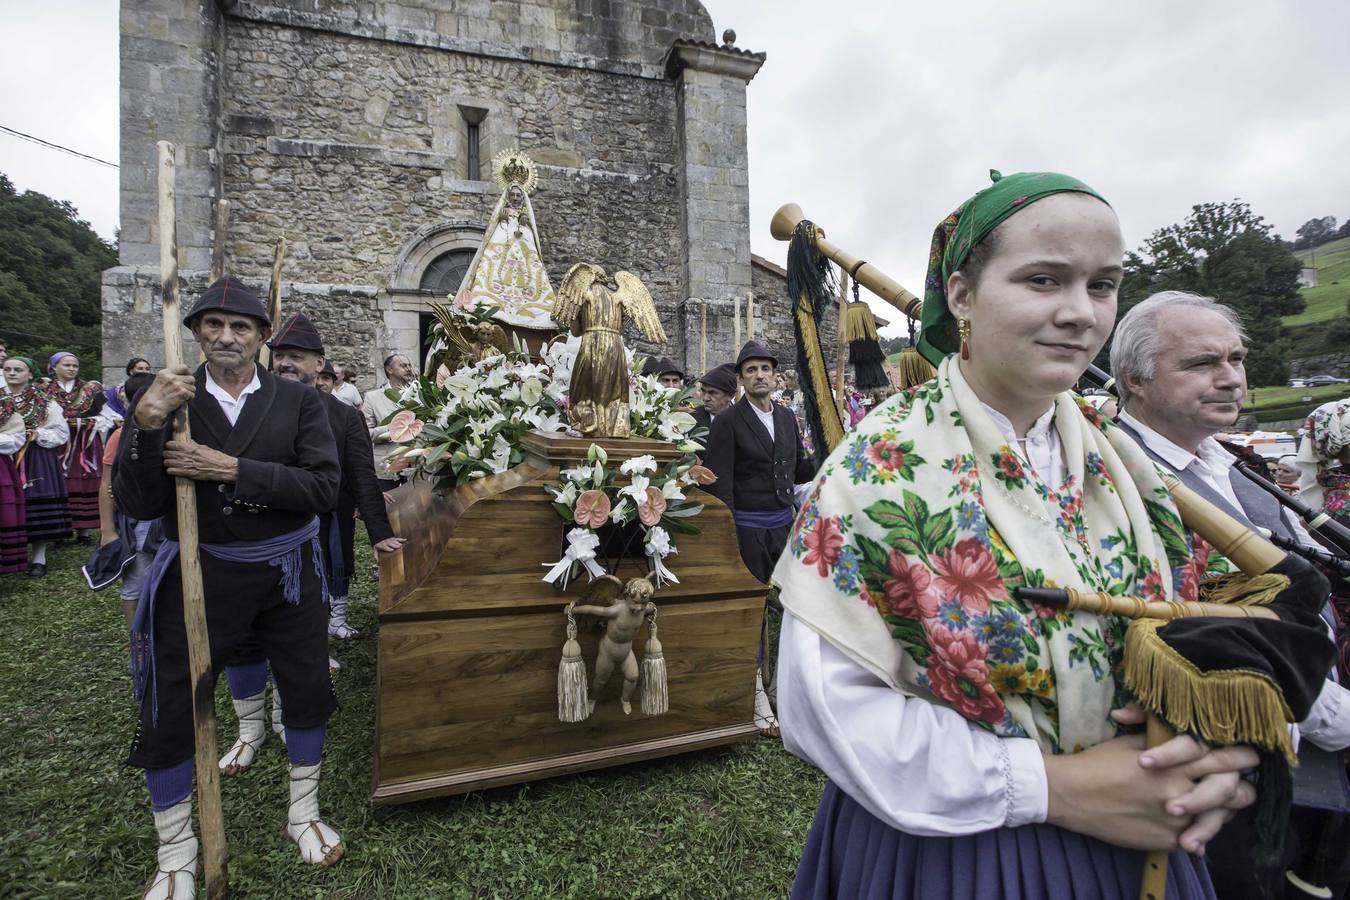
[
  {"xmin": 557, "ymin": 605, "xmax": 590, "ymax": 723},
  {"xmin": 640, "ymin": 615, "xmax": 669, "ymax": 717},
  {"xmin": 845, "ymin": 302, "xmax": 889, "ymax": 390}
]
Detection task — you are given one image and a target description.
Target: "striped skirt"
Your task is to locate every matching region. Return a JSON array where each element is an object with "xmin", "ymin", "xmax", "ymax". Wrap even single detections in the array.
[
  {"xmin": 0, "ymin": 455, "xmax": 25, "ymax": 572},
  {"xmin": 792, "ymin": 782, "xmax": 1216, "ymax": 900},
  {"xmin": 21, "ymin": 445, "xmax": 72, "ymax": 542},
  {"xmin": 61, "ymin": 426, "xmax": 103, "ymax": 531}
]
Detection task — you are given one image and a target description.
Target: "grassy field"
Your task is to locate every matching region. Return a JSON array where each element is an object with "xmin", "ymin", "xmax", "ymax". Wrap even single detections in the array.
[
  {"xmin": 0, "ymin": 536, "xmax": 822, "ymax": 899},
  {"xmin": 1286, "ymin": 235, "xmax": 1350, "ymax": 327}
]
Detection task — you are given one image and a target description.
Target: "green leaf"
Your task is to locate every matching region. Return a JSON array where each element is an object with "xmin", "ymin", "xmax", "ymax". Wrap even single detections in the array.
[
  {"xmin": 659, "ymin": 516, "xmax": 702, "ymax": 535},
  {"xmin": 663, "ymin": 503, "xmax": 704, "ymax": 518}
]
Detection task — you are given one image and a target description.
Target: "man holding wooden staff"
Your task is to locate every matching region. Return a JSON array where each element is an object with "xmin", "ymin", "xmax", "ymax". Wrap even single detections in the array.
[
  {"xmin": 115, "ymin": 276, "xmax": 343, "ymax": 898},
  {"xmin": 1112, "ymin": 291, "xmax": 1350, "ymax": 899}
]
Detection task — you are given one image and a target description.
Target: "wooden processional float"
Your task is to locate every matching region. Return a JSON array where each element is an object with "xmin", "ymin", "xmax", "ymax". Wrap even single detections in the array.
[{"xmin": 370, "ymin": 429, "xmax": 765, "ymax": 804}]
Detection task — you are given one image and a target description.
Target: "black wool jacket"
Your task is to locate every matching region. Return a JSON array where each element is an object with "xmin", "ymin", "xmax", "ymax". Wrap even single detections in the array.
[
  {"xmin": 115, "ymin": 363, "xmax": 340, "ymax": 544},
  {"xmin": 320, "ymin": 390, "xmax": 394, "ymax": 544},
  {"xmin": 703, "ymin": 397, "xmax": 817, "ymax": 512}
]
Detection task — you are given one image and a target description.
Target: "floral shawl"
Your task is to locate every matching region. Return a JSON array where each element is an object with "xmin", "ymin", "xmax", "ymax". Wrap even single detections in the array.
[
  {"xmin": 774, "ymin": 357, "xmax": 1200, "ymax": 754},
  {"xmin": 1296, "ymin": 398, "xmax": 1350, "ymax": 518}
]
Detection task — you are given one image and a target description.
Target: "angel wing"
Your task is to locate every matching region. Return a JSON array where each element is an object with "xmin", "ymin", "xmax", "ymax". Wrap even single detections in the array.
[
  {"xmin": 428, "ymin": 303, "xmax": 479, "ymax": 371},
  {"xmin": 553, "ymin": 262, "xmax": 604, "ymax": 327},
  {"xmin": 581, "ymin": 574, "xmax": 624, "ymax": 607},
  {"xmin": 489, "ymin": 323, "xmax": 510, "ymax": 354},
  {"xmin": 613, "ymin": 271, "xmax": 667, "ymax": 344}
]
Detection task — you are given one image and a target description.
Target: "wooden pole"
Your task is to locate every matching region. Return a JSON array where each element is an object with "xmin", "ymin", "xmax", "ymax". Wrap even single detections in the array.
[
  {"xmin": 733, "ymin": 294, "xmax": 741, "ymax": 353},
  {"xmin": 746, "ymin": 291, "xmax": 755, "ymax": 341},
  {"xmin": 699, "ymin": 301, "xmax": 707, "ymax": 375},
  {"xmin": 1139, "ymin": 715, "xmax": 1175, "ymax": 900},
  {"xmin": 261, "ymin": 237, "xmax": 286, "ymax": 368},
  {"xmin": 158, "ymin": 141, "xmax": 229, "ymax": 899},
  {"xmin": 209, "ymin": 198, "xmax": 230, "ymax": 283},
  {"xmin": 835, "ymin": 271, "xmax": 850, "ymax": 422}
]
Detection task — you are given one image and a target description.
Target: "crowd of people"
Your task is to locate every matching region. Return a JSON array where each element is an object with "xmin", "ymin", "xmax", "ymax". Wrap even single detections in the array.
[{"xmin": 6, "ymin": 169, "xmax": 1350, "ymax": 900}]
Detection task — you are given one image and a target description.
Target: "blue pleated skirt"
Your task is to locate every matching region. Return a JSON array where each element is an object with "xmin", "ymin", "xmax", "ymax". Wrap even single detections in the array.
[{"xmin": 792, "ymin": 782, "xmax": 1216, "ymax": 900}]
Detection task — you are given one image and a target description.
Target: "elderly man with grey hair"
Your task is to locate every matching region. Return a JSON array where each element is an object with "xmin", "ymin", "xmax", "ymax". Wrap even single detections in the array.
[{"xmin": 1111, "ymin": 290, "xmax": 1350, "ymax": 898}]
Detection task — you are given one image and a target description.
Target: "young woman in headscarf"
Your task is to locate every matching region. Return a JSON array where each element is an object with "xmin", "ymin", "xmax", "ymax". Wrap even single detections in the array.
[
  {"xmin": 1, "ymin": 356, "xmax": 70, "ymax": 576},
  {"xmin": 774, "ymin": 172, "xmax": 1258, "ymax": 899},
  {"xmin": 44, "ymin": 351, "xmax": 104, "ymax": 539}
]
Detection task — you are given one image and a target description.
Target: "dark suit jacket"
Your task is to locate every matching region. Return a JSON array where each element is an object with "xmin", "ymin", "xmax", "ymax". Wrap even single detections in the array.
[
  {"xmin": 691, "ymin": 405, "xmax": 714, "ymax": 434},
  {"xmin": 1114, "ymin": 418, "xmax": 1296, "ymax": 540},
  {"xmin": 321, "ymin": 391, "xmax": 394, "ymax": 544},
  {"xmin": 115, "ymin": 363, "xmax": 340, "ymax": 544},
  {"xmin": 704, "ymin": 397, "xmax": 816, "ymax": 511}
]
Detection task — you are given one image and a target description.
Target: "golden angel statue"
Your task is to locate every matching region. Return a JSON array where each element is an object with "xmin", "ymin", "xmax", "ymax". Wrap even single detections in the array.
[
  {"xmin": 452, "ymin": 149, "xmax": 557, "ymax": 329},
  {"xmin": 427, "ymin": 304, "xmax": 509, "ymax": 379},
  {"xmin": 553, "ymin": 264, "xmax": 667, "ymax": 438}
]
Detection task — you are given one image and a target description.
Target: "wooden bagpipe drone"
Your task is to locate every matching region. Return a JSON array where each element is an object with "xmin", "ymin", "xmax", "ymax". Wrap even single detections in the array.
[{"xmin": 771, "ymin": 202, "xmax": 1343, "ymax": 899}]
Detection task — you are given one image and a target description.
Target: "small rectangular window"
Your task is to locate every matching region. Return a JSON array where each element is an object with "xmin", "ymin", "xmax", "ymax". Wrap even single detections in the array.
[{"xmin": 458, "ymin": 105, "xmax": 488, "ymax": 181}]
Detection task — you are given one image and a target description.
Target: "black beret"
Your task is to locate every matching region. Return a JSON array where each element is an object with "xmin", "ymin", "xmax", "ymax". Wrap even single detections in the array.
[
  {"xmin": 269, "ymin": 312, "xmax": 325, "ymax": 353},
  {"xmin": 735, "ymin": 340, "xmax": 777, "ymax": 372},
  {"xmin": 184, "ymin": 276, "xmax": 270, "ymax": 327},
  {"xmin": 698, "ymin": 362, "xmax": 738, "ymax": 395}
]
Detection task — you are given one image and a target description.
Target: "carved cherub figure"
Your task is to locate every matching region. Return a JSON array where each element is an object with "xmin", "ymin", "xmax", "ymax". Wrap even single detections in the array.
[
  {"xmin": 570, "ymin": 573, "xmax": 657, "ymax": 715},
  {"xmin": 427, "ymin": 303, "xmax": 508, "ymax": 379}
]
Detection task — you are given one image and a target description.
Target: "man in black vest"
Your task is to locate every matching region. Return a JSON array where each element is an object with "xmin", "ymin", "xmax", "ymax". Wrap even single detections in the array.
[
  {"xmin": 1112, "ymin": 290, "xmax": 1350, "ymax": 899},
  {"xmin": 116, "ymin": 277, "xmax": 345, "ymax": 898},
  {"xmin": 691, "ymin": 362, "xmax": 736, "ymax": 434},
  {"xmin": 705, "ymin": 341, "xmax": 817, "ymax": 584}
]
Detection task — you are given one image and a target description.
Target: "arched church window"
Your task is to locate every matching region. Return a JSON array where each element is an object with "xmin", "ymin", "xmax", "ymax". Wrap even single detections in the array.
[{"xmin": 419, "ymin": 248, "xmax": 476, "ymax": 295}]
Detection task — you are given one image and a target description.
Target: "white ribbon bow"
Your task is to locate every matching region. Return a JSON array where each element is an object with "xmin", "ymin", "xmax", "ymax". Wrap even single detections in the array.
[{"xmin": 542, "ymin": 528, "xmax": 606, "ymax": 588}]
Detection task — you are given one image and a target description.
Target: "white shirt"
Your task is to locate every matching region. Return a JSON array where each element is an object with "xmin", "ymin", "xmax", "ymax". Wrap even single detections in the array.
[
  {"xmin": 778, "ymin": 399, "xmax": 1065, "ymax": 835},
  {"xmin": 1118, "ymin": 412, "xmax": 1243, "ymax": 513},
  {"xmin": 334, "ymin": 381, "xmax": 362, "ymax": 409},
  {"xmin": 751, "ymin": 401, "xmax": 775, "ymax": 441},
  {"xmin": 204, "ymin": 366, "xmax": 261, "ymax": 426}
]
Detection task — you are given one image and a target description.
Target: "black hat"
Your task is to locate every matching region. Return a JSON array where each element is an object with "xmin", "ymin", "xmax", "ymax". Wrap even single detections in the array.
[
  {"xmin": 319, "ymin": 360, "xmax": 337, "ymax": 378},
  {"xmin": 641, "ymin": 356, "xmax": 683, "ymax": 379},
  {"xmin": 184, "ymin": 276, "xmax": 271, "ymax": 327},
  {"xmin": 698, "ymin": 362, "xmax": 737, "ymax": 395},
  {"xmin": 270, "ymin": 312, "xmax": 325, "ymax": 353},
  {"xmin": 734, "ymin": 340, "xmax": 777, "ymax": 372}
]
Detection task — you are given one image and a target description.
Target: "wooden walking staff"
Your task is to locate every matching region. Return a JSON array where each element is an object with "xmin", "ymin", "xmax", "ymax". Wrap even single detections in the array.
[
  {"xmin": 157, "ymin": 141, "xmax": 230, "ymax": 899},
  {"xmin": 259, "ymin": 237, "xmax": 286, "ymax": 369},
  {"xmin": 699, "ymin": 301, "xmax": 707, "ymax": 375},
  {"xmin": 209, "ymin": 198, "xmax": 230, "ymax": 282}
]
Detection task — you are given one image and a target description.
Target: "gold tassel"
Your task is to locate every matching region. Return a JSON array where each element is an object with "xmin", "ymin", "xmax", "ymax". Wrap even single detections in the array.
[
  {"xmin": 640, "ymin": 615, "xmax": 669, "ymax": 716},
  {"xmin": 797, "ymin": 298, "xmax": 845, "ymax": 452},
  {"xmin": 1123, "ymin": 619, "xmax": 1296, "ymax": 765},
  {"xmin": 1198, "ymin": 571, "xmax": 1289, "ymax": 607},
  {"xmin": 844, "ymin": 302, "xmax": 879, "ymax": 342},
  {"xmin": 558, "ymin": 606, "xmax": 590, "ymax": 723},
  {"xmin": 894, "ymin": 347, "xmax": 935, "ymax": 389}
]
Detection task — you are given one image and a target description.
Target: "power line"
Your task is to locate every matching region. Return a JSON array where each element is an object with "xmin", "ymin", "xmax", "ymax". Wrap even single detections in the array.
[{"xmin": 0, "ymin": 125, "xmax": 118, "ymax": 169}]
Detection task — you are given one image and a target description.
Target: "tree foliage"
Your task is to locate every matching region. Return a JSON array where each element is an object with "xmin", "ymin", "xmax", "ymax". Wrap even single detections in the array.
[
  {"xmin": 1115, "ymin": 199, "xmax": 1303, "ymax": 387},
  {"xmin": 0, "ymin": 172, "xmax": 114, "ymax": 376},
  {"xmin": 1294, "ymin": 215, "xmax": 1339, "ymax": 250}
]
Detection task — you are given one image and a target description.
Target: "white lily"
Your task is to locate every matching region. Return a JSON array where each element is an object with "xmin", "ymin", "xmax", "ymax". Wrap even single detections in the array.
[
  {"xmin": 620, "ymin": 474, "xmax": 650, "ymax": 501},
  {"xmin": 660, "ymin": 479, "xmax": 685, "ymax": 502},
  {"xmin": 620, "ymin": 455, "xmax": 657, "ymax": 476}
]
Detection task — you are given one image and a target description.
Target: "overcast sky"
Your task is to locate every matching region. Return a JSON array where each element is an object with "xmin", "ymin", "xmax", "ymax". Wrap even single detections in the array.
[{"xmin": 2, "ymin": 0, "xmax": 1346, "ymax": 335}]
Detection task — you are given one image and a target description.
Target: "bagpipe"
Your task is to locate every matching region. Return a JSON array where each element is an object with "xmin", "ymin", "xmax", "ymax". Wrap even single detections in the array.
[{"xmin": 771, "ymin": 202, "xmax": 1343, "ymax": 899}]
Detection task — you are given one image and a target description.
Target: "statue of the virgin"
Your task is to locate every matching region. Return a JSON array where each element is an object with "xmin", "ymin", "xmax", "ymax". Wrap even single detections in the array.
[{"xmin": 453, "ymin": 149, "xmax": 557, "ymax": 330}]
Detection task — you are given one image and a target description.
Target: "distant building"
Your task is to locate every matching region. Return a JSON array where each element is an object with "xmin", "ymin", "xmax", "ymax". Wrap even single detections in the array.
[{"xmin": 1300, "ymin": 267, "xmax": 1319, "ymax": 288}]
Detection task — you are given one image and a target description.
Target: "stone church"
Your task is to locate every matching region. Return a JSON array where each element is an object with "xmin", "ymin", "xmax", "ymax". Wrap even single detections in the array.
[{"xmin": 102, "ymin": 0, "xmax": 795, "ymax": 388}]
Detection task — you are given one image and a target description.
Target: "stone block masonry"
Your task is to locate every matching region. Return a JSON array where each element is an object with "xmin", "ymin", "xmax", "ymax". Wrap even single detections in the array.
[{"xmin": 105, "ymin": 1, "xmax": 770, "ymax": 390}]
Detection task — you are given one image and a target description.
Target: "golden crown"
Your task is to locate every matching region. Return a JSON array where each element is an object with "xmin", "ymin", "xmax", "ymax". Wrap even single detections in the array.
[{"xmin": 492, "ymin": 149, "xmax": 538, "ymax": 194}]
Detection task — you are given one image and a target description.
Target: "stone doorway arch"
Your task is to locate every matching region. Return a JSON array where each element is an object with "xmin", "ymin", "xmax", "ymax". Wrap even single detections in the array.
[{"xmin": 385, "ymin": 221, "xmax": 482, "ymax": 370}]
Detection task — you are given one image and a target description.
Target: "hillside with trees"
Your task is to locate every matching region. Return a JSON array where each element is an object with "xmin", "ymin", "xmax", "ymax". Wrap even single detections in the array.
[{"xmin": 0, "ymin": 172, "xmax": 114, "ymax": 375}]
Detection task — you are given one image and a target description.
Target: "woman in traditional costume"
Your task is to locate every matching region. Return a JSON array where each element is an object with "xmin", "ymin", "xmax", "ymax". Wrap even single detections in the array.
[
  {"xmin": 1294, "ymin": 399, "xmax": 1350, "ymax": 521},
  {"xmin": 775, "ymin": 172, "xmax": 1258, "ymax": 899},
  {"xmin": 0, "ymin": 358, "xmax": 31, "ymax": 574},
  {"xmin": 44, "ymin": 351, "xmax": 104, "ymax": 538},
  {"xmin": 1, "ymin": 356, "xmax": 70, "ymax": 576}
]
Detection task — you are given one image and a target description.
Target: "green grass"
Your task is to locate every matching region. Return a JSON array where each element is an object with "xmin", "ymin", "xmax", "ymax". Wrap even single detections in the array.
[
  {"xmin": 1242, "ymin": 382, "xmax": 1350, "ymax": 426},
  {"xmin": 1286, "ymin": 235, "xmax": 1350, "ymax": 327},
  {"xmin": 0, "ymin": 536, "xmax": 822, "ymax": 899}
]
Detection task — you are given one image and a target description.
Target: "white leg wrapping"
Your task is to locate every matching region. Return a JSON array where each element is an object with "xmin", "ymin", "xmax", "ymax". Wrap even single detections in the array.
[
  {"xmin": 144, "ymin": 799, "xmax": 197, "ymax": 900},
  {"xmin": 217, "ymin": 691, "xmax": 265, "ymax": 776},
  {"xmin": 328, "ymin": 595, "xmax": 360, "ymax": 639},
  {"xmin": 285, "ymin": 763, "xmax": 344, "ymax": 866},
  {"xmin": 271, "ymin": 687, "xmax": 286, "ymax": 745},
  {"xmin": 754, "ymin": 667, "xmax": 779, "ymax": 736}
]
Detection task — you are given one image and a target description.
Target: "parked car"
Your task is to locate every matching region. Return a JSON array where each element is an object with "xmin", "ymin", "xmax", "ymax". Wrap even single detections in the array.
[
  {"xmin": 1301, "ymin": 375, "xmax": 1350, "ymax": 387},
  {"xmin": 1289, "ymin": 378, "xmax": 1307, "ymax": 387}
]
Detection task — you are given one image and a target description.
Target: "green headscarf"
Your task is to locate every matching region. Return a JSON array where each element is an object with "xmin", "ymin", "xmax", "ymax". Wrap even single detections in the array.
[
  {"xmin": 12, "ymin": 357, "xmax": 40, "ymax": 382},
  {"xmin": 916, "ymin": 170, "xmax": 1107, "ymax": 367}
]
